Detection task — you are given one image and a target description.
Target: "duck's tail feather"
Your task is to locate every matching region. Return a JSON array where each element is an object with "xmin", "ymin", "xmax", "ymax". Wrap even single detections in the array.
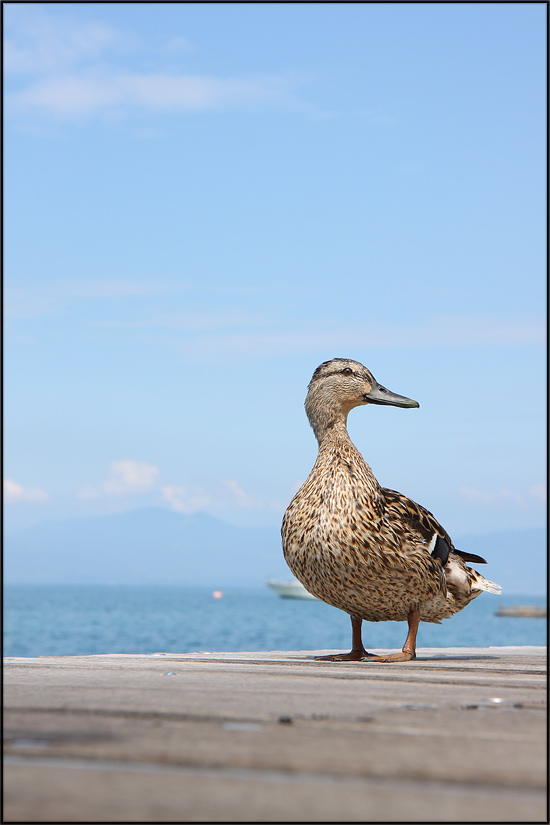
[
  {"xmin": 428, "ymin": 532, "xmax": 501, "ymax": 594},
  {"xmin": 430, "ymin": 537, "xmax": 488, "ymax": 566},
  {"xmin": 471, "ymin": 570, "xmax": 502, "ymax": 594},
  {"xmin": 454, "ymin": 549, "xmax": 487, "ymax": 564}
]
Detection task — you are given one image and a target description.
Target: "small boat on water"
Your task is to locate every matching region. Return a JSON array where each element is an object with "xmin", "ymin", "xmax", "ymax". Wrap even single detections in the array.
[
  {"xmin": 266, "ymin": 579, "xmax": 317, "ymax": 600},
  {"xmin": 495, "ymin": 605, "xmax": 546, "ymax": 618}
]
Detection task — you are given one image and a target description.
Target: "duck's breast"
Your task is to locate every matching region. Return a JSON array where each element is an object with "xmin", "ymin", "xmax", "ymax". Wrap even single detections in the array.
[{"xmin": 282, "ymin": 456, "xmax": 445, "ymax": 620}]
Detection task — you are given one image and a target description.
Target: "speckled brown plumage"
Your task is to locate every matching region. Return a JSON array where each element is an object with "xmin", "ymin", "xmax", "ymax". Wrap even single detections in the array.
[{"xmin": 281, "ymin": 358, "xmax": 501, "ymax": 661}]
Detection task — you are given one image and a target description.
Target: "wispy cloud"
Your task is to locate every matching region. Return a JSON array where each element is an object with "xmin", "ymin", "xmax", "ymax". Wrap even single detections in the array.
[
  {"xmin": 459, "ymin": 484, "xmax": 546, "ymax": 510},
  {"xmin": 220, "ymin": 479, "xmax": 255, "ymax": 508},
  {"xmin": 6, "ymin": 278, "xmax": 544, "ymax": 355},
  {"xmin": 3, "ymin": 478, "xmax": 48, "ymax": 503},
  {"xmin": 4, "ymin": 10, "xmax": 312, "ymax": 122},
  {"xmin": 529, "ymin": 484, "xmax": 547, "ymax": 502},
  {"xmin": 78, "ymin": 460, "xmax": 160, "ymax": 499},
  {"xmin": 4, "ymin": 278, "xmax": 286, "ymax": 319},
  {"xmin": 162, "ymin": 36, "xmax": 196, "ymax": 56},
  {"xmin": 76, "ymin": 459, "xmax": 271, "ymax": 517},
  {"xmin": 175, "ymin": 314, "xmax": 546, "ymax": 360},
  {"xmin": 4, "ymin": 13, "xmax": 121, "ymax": 75},
  {"xmin": 160, "ymin": 479, "xmax": 257, "ymax": 514},
  {"xmin": 4, "ymin": 280, "xmax": 183, "ymax": 319},
  {"xmin": 4, "ymin": 287, "xmax": 62, "ymax": 320},
  {"xmin": 8, "ymin": 71, "xmax": 303, "ymax": 119},
  {"xmin": 160, "ymin": 483, "xmax": 213, "ymax": 514}
]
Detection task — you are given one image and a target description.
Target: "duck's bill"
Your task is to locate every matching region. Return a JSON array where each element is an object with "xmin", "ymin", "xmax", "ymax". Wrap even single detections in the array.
[{"xmin": 364, "ymin": 381, "xmax": 419, "ymax": 408}]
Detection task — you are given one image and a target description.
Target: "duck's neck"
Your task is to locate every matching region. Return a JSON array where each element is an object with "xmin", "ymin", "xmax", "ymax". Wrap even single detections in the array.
[
  {"xmin": 307, "ymin": 403, "xmax": 354, "ymax": 449},
  {"xmin": 317, "ymin": 421, "xmax": 358, "ymax": 459}
]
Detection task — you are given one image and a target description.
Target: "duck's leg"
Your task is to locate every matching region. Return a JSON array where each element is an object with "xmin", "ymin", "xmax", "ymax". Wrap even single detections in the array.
[
  {"xmin": 363, "ymin": 608, "xmax": 421, "ymax": 663},
  {"xmin": 315, "ymin": 616, "xmax": 370, "ymax": 661}
]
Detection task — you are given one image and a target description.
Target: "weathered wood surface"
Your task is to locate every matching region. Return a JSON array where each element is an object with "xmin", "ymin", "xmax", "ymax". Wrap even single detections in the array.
[{"xmin": 3, "ymin": 647, "xmax": 547, "ymax": 822}]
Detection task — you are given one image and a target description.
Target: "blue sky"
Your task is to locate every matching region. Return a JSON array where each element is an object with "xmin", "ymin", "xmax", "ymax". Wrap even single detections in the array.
[{"xmin": 4, "ymin": 2, "xmax": 546, "ymax": 538}]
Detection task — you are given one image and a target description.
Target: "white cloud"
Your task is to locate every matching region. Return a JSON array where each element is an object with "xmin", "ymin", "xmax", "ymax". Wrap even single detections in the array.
[
  {"xmin": 4, "ymin": 287, "xmax": 62, "ymax": 320},
  {"xmin": 160, "ymin": 478, "xmax": 259, "ymax": 514},
  {"xmin": 162, "ymin": 36, "xmax": 196, "ymax": 55},
  {"xmin": 459, "ymin": 487, "xmax": 492, "ymax": 505},
  {"xmin": 459, "ymin": 485, "xmax": 545, "ymax": 510},
  {"xmin": 6, "ymin": 275, "xmax": 544, "ymax": 357},
  {"xmin": 3, "ymin": 478, "xmax": 48, "ymax": 503},
  {"xmin": 4, "ymin": 279, "xmax": 180, "ymax": 319},
  {"xmin": 220, "ymin": 479, "xmax": 255, "ymax": 508},
  {"xmin": 91, "ymin": 307, "xmax": 264, "ymax": 333},
  {"xmin": 4, "ymin": 9, "xmax": 312, "ymax": 122},
  {"xmin": 175, "ymin": 314, "xmax": 546, "ymax": 361},
  {"xmin": 77, "ymin": 460, "xmax": 266, "ymax": 517},
  {"xmin": 102, "ymin": 460, "xmax": 159, "ymax": 495},
  {"xmin": 78, "ymin": 460, "xmax": 159, "ymax": 499},
  {"xmin": 7, "ymin": 71, "xmax": 301, "ymax": 118},
  {"xmin": 4, "ymin": 14, "xmax": 120, "ymax": 75},
  {"xmin": 529, "ymin": 484, "xmax": 547, "ymax": 502},
  {"xmin": 160, "ymin": 484, "xmax": 212, "ymax": 514}
]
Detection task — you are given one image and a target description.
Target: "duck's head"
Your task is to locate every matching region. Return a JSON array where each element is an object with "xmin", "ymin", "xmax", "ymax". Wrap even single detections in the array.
[{"xmin": 305, "ymin": 358, "xmax": 419, "ymax": 442}]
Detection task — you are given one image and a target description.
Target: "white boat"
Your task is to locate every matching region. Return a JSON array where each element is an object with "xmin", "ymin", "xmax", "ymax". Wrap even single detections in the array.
[{"xmin": 266, "ymin": 579, "xmax": 317, "ymax": 600}]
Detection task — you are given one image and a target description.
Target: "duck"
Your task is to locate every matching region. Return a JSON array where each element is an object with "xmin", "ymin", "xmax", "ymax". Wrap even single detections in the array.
[{"xmin": 281, "ymin": 358, "xmax": 501, "ymax": 663}]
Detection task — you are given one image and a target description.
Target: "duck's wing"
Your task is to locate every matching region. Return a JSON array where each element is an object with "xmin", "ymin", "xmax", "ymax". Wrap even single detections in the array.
[
  {"xmin": 380, "ymin": 487, "xmax": 487, "ymax": 564},
  {"xmin": 381, "ymin": 487, "xmax": 454, "ymax": 547},
  {"xmin": 381, "ymin": 488, "xmax": 500, "ymax": 596}
]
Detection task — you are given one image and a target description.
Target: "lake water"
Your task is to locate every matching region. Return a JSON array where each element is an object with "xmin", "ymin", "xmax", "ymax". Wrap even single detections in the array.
[{"xmin": 3, "ymin": 585, "xmax": 546, "ymax": 658}]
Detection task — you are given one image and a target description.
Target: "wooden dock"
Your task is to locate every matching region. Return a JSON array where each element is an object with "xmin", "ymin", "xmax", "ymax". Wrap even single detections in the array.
[{"xmin": 3, "ymin": 646, "xmax": 547, "ymax": 822}]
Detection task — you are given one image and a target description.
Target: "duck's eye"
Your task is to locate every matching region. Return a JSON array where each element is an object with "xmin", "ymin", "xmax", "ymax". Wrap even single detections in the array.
[{"xmin": 342, "ymin": 368, "xmax": 353, "ymax": 376}]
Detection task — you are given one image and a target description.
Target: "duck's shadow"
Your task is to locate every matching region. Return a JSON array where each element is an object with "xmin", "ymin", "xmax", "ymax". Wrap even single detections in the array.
[{"xmin": 297, "ymin": 653, "xmax": 501, "ymax": 662}]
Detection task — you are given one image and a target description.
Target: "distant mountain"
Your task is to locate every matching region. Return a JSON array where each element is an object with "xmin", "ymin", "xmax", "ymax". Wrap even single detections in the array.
[
  {"xmin": 3, "ymin": 507, "xmax": 291, "ymax": 586},
  {"xmin": 3, "ymin": 508, "xmax": 546, "ymax": 593}
]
